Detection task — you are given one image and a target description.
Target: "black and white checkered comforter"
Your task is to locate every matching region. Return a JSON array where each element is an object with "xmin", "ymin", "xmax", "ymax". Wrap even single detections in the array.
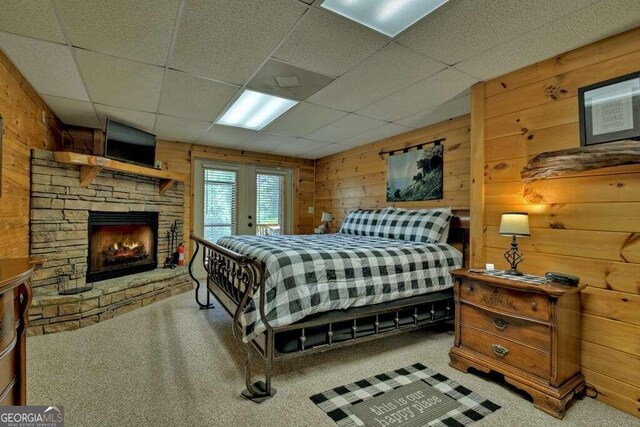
[{"xmin": 216, "ymin": 233, "xmax": 463, "ymax": 342}]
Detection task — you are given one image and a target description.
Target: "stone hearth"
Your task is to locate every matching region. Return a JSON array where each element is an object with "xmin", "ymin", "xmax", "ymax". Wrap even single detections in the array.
[
  {"xmin": 28, "ymin": 268, "xmax": 192, "ymax": 336},
  {"xmin": 28, "ymin": 149, "xmax": 192, "ymax": 332}
]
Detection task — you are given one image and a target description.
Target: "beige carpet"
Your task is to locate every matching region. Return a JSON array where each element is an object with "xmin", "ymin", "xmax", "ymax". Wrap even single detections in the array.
[{"xmin": 27, "ymin": 291, "xmax": 637, "ymax": 427}]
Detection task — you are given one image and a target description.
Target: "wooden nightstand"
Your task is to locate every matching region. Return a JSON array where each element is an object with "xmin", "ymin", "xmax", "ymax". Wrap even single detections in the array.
[{"xmin": 448, "ymin": 269, "xmax": 586, "ymax": 419}]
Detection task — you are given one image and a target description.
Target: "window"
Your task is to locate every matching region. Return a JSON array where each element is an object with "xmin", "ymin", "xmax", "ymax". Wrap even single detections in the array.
[
  {"xmin": 203, "ymin": 168, "xmax": 238, "ymax": 243},
  {"xmin": 255, "ymin": 173, "xmax": 286, "ymax": 236}
]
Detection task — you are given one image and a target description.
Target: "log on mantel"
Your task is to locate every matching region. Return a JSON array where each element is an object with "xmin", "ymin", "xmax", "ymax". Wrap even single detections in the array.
[{"xmin": 521, "ymin": 139, "xmax": 640, "ymax": 183}]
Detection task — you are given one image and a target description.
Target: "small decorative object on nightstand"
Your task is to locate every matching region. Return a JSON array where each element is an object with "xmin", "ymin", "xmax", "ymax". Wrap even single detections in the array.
[
  {"xmin": 319, "ymin": 211, "xmax": 333, "ymax": 233},
  {"xmin": 448, "ymin": 269, "xmax": 586, "ymax": 419},
  {"xmin": 499, "ymin": 212, "xmax": 530, "ymax": 275}
]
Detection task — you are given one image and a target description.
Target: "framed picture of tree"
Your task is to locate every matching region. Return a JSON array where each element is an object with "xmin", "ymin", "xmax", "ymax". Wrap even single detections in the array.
[{"xmin": 386, "ymin": 143, "xmax": 443, "ymax": 202}]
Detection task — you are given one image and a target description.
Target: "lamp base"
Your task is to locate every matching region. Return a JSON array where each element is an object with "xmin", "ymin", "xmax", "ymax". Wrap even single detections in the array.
[{"xmin": 504, "ymin": 268, "xmax": 523, "ymax": 276}]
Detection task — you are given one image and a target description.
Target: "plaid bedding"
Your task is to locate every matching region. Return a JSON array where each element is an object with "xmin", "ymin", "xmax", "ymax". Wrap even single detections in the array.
[{"xmin": 216, "ymin": 233, "xmax": 462, "ymax": 342}]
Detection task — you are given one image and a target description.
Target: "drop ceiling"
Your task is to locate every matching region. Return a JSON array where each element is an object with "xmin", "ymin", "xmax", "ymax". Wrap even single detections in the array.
[{"xmin": 0, "ymin": 0, "xmax": 638, "ymax": 159}]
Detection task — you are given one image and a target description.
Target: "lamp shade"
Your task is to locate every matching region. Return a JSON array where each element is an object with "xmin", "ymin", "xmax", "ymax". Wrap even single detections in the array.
[
  {"xmin": 321, "ymin": 212, "xmax": 334, "ymax": 222},
  {"xmin": 499, "ymin": 212, "xmax": 531, "ymax": 237}
]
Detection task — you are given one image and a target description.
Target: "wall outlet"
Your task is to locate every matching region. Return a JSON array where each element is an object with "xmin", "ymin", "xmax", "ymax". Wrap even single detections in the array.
[
  {"xmin": 308, "ymin": 206, "xmax": 315, "ymax": 214},
  {"xmin": 485, "ymin": 263, "xmax": 495, "ymax": 271}
]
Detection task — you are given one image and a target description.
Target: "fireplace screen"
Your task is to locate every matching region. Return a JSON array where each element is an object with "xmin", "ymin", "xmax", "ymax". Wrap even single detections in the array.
[{"xmin": 87, "ymin": 212, "xmax": 158, "ymax": 282}]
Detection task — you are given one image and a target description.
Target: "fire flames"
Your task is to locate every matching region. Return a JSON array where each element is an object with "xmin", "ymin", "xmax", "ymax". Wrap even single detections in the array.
[
  {"xmin": 112, "ymin": 241, "xmax": 141, "ymax": 251},
  {"xmin": 105, "ymin": 240, "xmax": 147, "ymax": 264}
]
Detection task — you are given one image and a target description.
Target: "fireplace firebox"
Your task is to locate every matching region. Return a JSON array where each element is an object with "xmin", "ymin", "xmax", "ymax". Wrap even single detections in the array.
[{"xmin": 87, "ymin": 211, "xmax": 159, "ymax": 282}]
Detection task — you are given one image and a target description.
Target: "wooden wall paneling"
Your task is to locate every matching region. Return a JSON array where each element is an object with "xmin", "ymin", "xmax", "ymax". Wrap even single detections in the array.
[
  {"xmin": 479, "ymin": 26, "xmax": 640, "ymax": 417},
  {"xmin": 469, "ymin": 83, "xmax": 485, "ymax": 268},
  {"xmin": 314, "ymin": 115, "xmax": 471, "ymax": 228},
  {"xmin": 484, "ymin": 27, "xmax": 640, "ymax": 97},
  {"xmin": 0, "ymin": 49, "xmax": 59, "ymax": 259}
]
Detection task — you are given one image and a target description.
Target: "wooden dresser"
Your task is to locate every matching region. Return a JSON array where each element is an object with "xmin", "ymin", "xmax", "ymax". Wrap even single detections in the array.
[
  {"xmin": 0, "ymin": 258, "xmax": 34, "ymax": 405},
  {"xmin": 448, "ymin": 270, "xmax": 585, "ymax": 419}
]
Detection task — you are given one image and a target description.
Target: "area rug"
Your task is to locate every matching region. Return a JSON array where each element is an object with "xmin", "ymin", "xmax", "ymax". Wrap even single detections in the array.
[{"xmin": 310, "ymin": 363, "xmax": 500, "ymax": 427}]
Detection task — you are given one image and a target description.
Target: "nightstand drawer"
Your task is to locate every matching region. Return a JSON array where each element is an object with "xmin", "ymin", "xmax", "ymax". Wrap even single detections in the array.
[
  {"xmin": 460, "ymin": 303, "xmax": 550, "ymax": 352},
  {"xmin": 461, "ymin": 325, "xmax": 550, "ymax": 379},
  {"xmin": 459, "ymin": 280, "xmax": 549, "ymax": 321}
]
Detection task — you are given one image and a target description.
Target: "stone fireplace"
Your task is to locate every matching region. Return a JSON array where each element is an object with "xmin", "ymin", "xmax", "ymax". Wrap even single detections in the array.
[
  {"xmin": 87, "ymin": 211, "xmax": 159, "ymax": 282},
  {"xmin": 27, "ymin": 149, "xmax": 193, "ymax": 335}
]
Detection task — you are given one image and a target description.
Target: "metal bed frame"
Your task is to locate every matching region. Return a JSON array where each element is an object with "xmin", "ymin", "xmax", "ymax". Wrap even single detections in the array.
[{"xmin": 188, "ymin": 211, "xmax": 469, "ymax": 403}]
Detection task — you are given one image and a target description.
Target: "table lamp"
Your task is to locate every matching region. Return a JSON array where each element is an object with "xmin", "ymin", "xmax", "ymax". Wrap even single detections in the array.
[
  {"xmin": 499, "ymin": 212, "xmax": 530, "ymax": 275},
  {"xmin": 321, "ymin": 212, "xmax": 334, "ymax": 233}
]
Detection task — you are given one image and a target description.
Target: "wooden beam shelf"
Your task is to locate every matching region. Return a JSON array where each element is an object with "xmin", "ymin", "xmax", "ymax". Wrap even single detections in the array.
[
  {"xmin": 53, "ymin": 151, "xmax": 186, "ymax": 194},
  {"xmin": 521, "ymin": 139, "xmax": 640, "ymax": 183}
]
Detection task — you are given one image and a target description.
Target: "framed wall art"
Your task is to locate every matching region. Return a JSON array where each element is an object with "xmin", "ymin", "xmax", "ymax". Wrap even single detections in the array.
[
  {"xmin": 386, "ymin": 142, "xmax": 443, "ymax": 202},
  {"xmin": 578, "ymin": 71, "xmax": 640, "ymax": 146}
]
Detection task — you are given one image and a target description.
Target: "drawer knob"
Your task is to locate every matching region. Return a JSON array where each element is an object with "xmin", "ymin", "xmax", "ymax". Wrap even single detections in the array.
[
  {"xmin": 492, "ymin": 344, "xmax": 509, "ymax": 358},
  {"xmin": 493, "ymin": 318, "xmax": 509, "ymax": 331},
  {"xmin": 531, "ymin": 301, "xmax": 538, "ymax": 311},
  {"xmin": 466, "ymin": 286, "xmax": 473, "ymax": 292}
]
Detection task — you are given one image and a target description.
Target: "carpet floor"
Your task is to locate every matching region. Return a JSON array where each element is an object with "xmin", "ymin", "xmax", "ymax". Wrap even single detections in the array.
[{"xmin": 27, "ymin": 291, "xmax": 637, "ymax": 427}]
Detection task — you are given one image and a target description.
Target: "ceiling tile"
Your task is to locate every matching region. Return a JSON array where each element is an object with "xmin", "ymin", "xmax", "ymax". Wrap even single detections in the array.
[
  {"xmin": 308, "ymin": 43, "xmax": 446, "ymax": 112},
  {"xmin": 238, "ymin": 133, "xmax": 297, "ymax": 153},
  {"xmin": 198, "ymin": 124, "xmax": 258, "ymax": 147},
  {"xmin": 397, "ymin": 94, "xmax": 470, "ymax": 128},
  {"xmin": 75, "ymin": 49, "xmax": 164, "ymax": 111},
  {"xmin": 274, "ymin": 8, "xmax": 388, "ymax": 77},
  {"xmin": 53, "ymin": 0, "xmax": 180, "ymax": 66},
  {"xmin": 41, "ymin": 95, "xmax": 99, "ymax": 128},
  {"xmin": 0, "ymin": 32, "xmax": 88, "ymax": 101},
  {"xmin": 246, "ymin": 58, "xmax": 334, "ymax": 101},
  {"xmin": 265, "ymin": 102, "xmax": 347, "ymax": 137},
  {"xmin": 340, "ymin": 123, "xmax": 413, "ymax": 147},
  {"xmin": 306, "ymin": 143, "xmax": 351, "ymax": 159},
  {"xmin": 94, "ymin": 104, "xmax": 157, "ymax": 133},
  {"xmin": 356, "ymin": 67, "xmax": 476, "ymax": 121},
  {"xmin": 306, "ymin": 114, "xmax": 388, "ymax": 143},
  {"xmin": 154, "ymin": 114, "xmax": 211, "ymax": 142},
  {"xmin": 270, "ymin": 138, "xmax": 333, "ymax": 158},
  {"xmin": 456, "ymin": 0, "xmax": 640, "ymax": 80},
  {"xmin": 158, "ymin": 70, "xmax": 239, "ymax": 122},
  {"xmin": 0, "ymin": 1, "xmax": 65, "ymax": 43},
  {"xmin": 169, "ymin": 0, "xmax": 306, "ymax": 84},
  {"xmin": 397, "ymin": 0, "xmax": 599, "ymax": 65}
]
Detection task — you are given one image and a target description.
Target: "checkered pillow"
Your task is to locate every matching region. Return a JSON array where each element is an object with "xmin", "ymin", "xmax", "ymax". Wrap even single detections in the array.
[
  {"xmin": 339, "ymin": 209, "xmax": 388, "ymax": 236},
  {"xmin": 376, "ymin": 208, "xmax": 453, "ymax": 243}
]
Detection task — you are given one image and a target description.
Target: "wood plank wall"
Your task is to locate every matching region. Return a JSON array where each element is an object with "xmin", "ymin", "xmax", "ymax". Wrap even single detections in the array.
[
  {"xmin": 314, "ymin": 115, "xmax": 470, "ymax": 228},
  {"xmin": 0, "ymin": 50, "xmax": 59, "ymax": 259},
  {"xmin": 478, "ymin": 27, "xmax": 640, "ymax": 417},
  {"xmin": 156, "ymin": 140, "xmax": 315, "ymax": 256}
]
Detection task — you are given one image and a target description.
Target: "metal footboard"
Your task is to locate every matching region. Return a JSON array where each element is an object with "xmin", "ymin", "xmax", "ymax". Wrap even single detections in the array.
[{"xmin": 189, "ymin": 235, "xmax": 276, "ymax": 402}]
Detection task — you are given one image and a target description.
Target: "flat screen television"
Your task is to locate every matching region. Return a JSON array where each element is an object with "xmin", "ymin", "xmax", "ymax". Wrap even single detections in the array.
[{"xmin": 104, "ymin": 119, "xmax": 156, "ymax": 168}]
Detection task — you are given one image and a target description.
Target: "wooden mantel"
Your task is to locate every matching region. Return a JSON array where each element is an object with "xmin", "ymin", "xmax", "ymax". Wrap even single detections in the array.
[{"xmin": 53, "ymin": 151, "xmax": 187, "ymax": 195}]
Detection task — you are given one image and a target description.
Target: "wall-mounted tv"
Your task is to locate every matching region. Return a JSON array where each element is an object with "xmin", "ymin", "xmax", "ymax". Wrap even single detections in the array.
[{"xmin": 105, "ymin": 119, "xmax": 156, "ymax": 168}]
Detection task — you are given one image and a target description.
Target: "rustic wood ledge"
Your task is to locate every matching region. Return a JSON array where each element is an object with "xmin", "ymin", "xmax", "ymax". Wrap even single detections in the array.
[
  {"xmin": 521, "ymin": 140, "xmax": 640, "ymax": 183},
  {"xmin": 53, "ymin": 151, "xmax": 186, "ymax": 192}
]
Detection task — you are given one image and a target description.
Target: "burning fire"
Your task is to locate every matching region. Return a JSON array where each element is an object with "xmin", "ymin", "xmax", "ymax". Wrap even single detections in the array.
[{"xmin": 112, "ymin": 241, "xmax": 142, "ymax": 251}]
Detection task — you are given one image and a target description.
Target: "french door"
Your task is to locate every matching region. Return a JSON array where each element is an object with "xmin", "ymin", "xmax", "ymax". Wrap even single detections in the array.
[{"xmin": 193, "ymin": 160, "xmax": 293, "ymax": 275}]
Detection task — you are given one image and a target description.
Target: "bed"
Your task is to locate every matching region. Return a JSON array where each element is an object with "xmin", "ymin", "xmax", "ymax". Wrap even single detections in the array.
[{"xmin": 189, "ymin": 208, "xmax": 469, "ymax": 402}]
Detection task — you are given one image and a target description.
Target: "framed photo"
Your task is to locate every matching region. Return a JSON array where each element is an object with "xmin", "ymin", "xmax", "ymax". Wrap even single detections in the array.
[
  {"xmin": 386, "ymin": 144, "xmax": 443, "ymax": 202},
  {"xmin": 579, "ymin": 71, "xmax": 640, "ymax": 146}
]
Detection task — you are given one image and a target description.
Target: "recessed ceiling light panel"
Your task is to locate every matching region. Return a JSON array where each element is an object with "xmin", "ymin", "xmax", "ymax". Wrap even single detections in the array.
[
  {"xmin": 216, "ymin": 90, "xmax": 298, "ymax": 130},
  {"xmin": 320, "ymin": 0, "xmax": 449, "ymax": 37}
]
